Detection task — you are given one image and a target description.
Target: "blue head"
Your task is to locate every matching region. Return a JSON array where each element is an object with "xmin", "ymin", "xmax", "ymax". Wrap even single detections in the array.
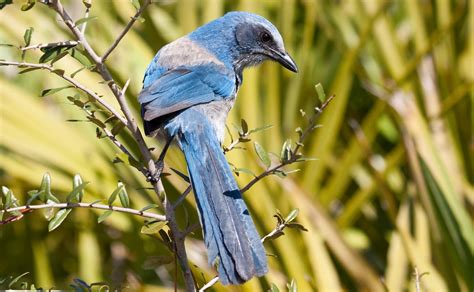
[{"xmin": 188, "ymin": 11, "xmax": 298, "ymax": 75}]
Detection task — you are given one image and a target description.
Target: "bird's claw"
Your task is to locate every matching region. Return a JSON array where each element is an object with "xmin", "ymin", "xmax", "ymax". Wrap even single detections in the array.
[{"xmin": 146, "ymin": 160, "xmax": 164, "ymax": 184}]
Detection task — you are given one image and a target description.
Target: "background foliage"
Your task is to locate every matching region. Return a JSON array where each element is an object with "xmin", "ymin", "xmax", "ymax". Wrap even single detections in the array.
[{"xmin": 0, "ymin": 0, "xmax": 472, "ymax": 291}]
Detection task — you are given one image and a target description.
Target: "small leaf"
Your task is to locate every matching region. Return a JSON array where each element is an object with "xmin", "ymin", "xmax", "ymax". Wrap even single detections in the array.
[
  {"xmin": 38, "ymin": 173, "xmax": 52, "ymax": 203},
  {"xmin": 241, "ymin": 119, "xmax": 248, "ymax": 134},
  {"xmin": 117, "ymin": 182, "xmax": 130, "ymax": 208},
  {"xmin": 23, "ymin": 27, "xmax": 33, "ymax": 46},
  {"xmin": 270, "ymin": 283, "xmax": 280, "ymax": 292},
  {"xmin": 52, "ymin": 69, "xmax": 65, "ymax": 76},
  {"xmin": 315, "ymin": 83, "xmax": 326, "ymax": 103},
  {"xmin": 130, "ymin": 0, "xmax": 140, "ymax": 10},
  {"xmin": 26, "ymin": 190, "xmax": 43, "ymax": 205},
  {"xmin": 86, "ymin": 115, "xmax": 106, "ymax": 128},
  {"xmin": 70, "ymin": 48, "xmax": 92, "ymax": 67},
  {"xmin": 18, "ymin": 67, "xmax": 41, "ymax": 74},
  {"xmin": 75, "ymin": 16, "xmax": 97, "ymax": 26},
  {"xmin": 39, "ymin": 46, "xmax": 69, "ymax": 63},
  {"xmin": 48, "ymin": 208, "xmax": 72, "ymax": 231},
  {"xmin": 286, "ymin": 222, "xmax": 309, "ymax": 232},
  {"xmin": 139, "ymin": 204, "xmax": 159, "ymax": 212},
  {"xmin": 285, "ymin": 208, "xmax": 299, "ymax": 223},
  {"xmin": 41, "ymin": 85, "xmax": 73, "ymax": 97},
  {"xmin": 248, "ymin": 124, "xmax": 272, "ymax": 134},
  {"xmin": 20, "ymin": 0, "xmax": 35, "ymax": 11},
  {"xmin": 70, "ymin": 66, "xmax": 86, "ymax": 78},
  {"xmin": 141, "ymin": 220, "xmax": 168, "ymax": 234},
  {"xmin": 142, "ymin": 255, "xmax": 174, "ymax": 269},
  {"xmin": 0, "ymin": 0, "xmax": 13, "ymax": 10},
  {"xmin": 43, "ymin": 207, "xmax": 55, "ymax": 221},
  {"xmin": 82, "ymin": 0, "xmax": 92, "ymax": 8},
  {"xmin": 50, "ymin": 51, "xmax": 69, "ymax": 65},
  {"xmin": 254, "ymin": 142, "xmax": 271, "ymax": 168},
  {"xmin": 170, "ymin": 168, "xmax": 190, "ymax": 183},
  {"xmin": 108, "ymin": 184, "xmax": 123, "ymax": 205},
  {"xmin": 234, "ymin": 167, "xmax": 255, "ymax": 177},
  {"xmin": 97, "ymin": 210, "xmax": 113, "ymax": 223},
  {"xmin": 280, "ymin": 139, "xmax": 292, "ymax": 163},
  {"xmin": 66, "ymin": 181, "xmax": 88, "ymax": 203},
  {"xmin": 111, "ymin": 122, "xmax": 125, "ymax": 136},
  {"xmin": 73, "ymin": 278, "xmax": 90, "ymax": 289}
]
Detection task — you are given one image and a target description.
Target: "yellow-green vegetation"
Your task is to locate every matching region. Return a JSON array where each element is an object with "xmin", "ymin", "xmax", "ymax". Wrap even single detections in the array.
[{"xmin": 0, "ymin": 0, "xmax": 472, "ymax": 291}]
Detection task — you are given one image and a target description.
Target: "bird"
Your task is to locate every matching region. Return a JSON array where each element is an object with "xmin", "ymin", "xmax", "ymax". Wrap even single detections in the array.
[{"xmin": 138, "ymin": 11, "xmax": 298, "ymax": 285}]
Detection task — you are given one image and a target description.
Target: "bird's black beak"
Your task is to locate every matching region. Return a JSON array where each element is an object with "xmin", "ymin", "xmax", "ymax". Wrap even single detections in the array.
[{"xmin": 269, "ymin": 48, "xmax": 298, "ymax": 73}]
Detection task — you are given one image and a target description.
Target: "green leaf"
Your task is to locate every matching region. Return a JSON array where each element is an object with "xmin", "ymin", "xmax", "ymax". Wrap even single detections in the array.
[
  {"xmin": 270, "ymin": 283, "xmax": 280, "ymax": 292},
  {"xmin": 70, "ymin": 48, "xmax": 92, "ymax": 67},
  {"xmin": 70, "ymin": 67, "xmax": 86, "ymax": 78},
  {"xmin": 117, "ymin": 182, "xmax": 130, "ymax": 208},
  {"xmin": 287, "ymin": 279, "xmax": 297, "ymax": 292},
  {"xmin": 170, "ymin": 168, "xmax": 190, "ymax": 183},
  {"xmin": 75, "ymin": 16, "xmax": 97, "ymax": 26},
  {"xmin": 285, "ymin": 208, "xmax": 299, "ymax": 222},
  {"xmin": 130, "ymin": 0, "xmax": 140, "ymax": 10},
  {"xmin": 139, "ymin": 204, "xmax": 159, "ymax": 212},
  {"xmin": 241, "ymin": 118, "xmax": 248, "ymax": 134},
  {"xmin": 286, "ymin": 222, "xmax": 309, "ymax": 232},
  {"xmin": 97, "ymin": 210, "xmax": 113, "ymax": 223},
  {"xmin": 66, "ymin": 181, "xmax": 88, "ymax": 203},
  {"xmin": 254, "ymin": 142, "xmax": 271, "ymax": 168},
  {"xmin": 142, "ymin": 255, "xmax": 174, "ymax": 269},
  {"xmin": 48, "ymin": 208, "xmax": 72, "ymax": 231},
  {"xmin": 141, "ymin": 220, "xmax": 168, "ymax": 234},
  {"xmin": 87, "ymin": 115, "xmax": 106, "ymax": 129},
  {"xmin": 41, "ymin": 85, "xmax": 73, "ymax": 97},
  {"xmin": 23, "ymin": 27, "xmax": 33, "ymax": 46},
  {"xmin": 18, "ymin": 67, "xmax": 41, "ymax": 74},
  {"xmin": 39, "ymin": 46, "xmax": 69, "ymax": 63},
  {"xmin": 234, "ymin": 167, "xmax": 255, "ymax": 177},
  {"xmin": 248, "ymin": 124, "xmax": 272, "ymax": 134},
  {"xmin": 26, "ymin": 190, "xmax": 42, "ymax": 205},
  {"xmin": 38, "ymin": 173, "xmax": 52, "ymax": 203},
  {"xmin": 280, "ymin": 139, "xmax": 292, "ymax": 163},
  {"xmin": 20, "ymin": 0, "xmax": 35, "ymax": 11},
  {"xmin": 111, "ymin": 122, "xmax": 125, "ymax": 136},
  {"xmin": 0, "ymin": 0, "xmax": 13, "ymax": 10},
  {"xmin": 108, "ymin": 183, "xmax": 123, "ymax": 205},
  {"xmin": 315, "ymin": 83, "xmax": 326, "ymax": 103},
  {"xmin": 82, "ymin": 0, "xmax": 91, "ymax": 8}
]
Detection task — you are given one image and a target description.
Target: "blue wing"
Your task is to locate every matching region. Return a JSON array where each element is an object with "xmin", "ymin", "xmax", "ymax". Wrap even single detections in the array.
[{"xmin": 139, "ymin": 64, "xmax": 236, "ymax": 122}]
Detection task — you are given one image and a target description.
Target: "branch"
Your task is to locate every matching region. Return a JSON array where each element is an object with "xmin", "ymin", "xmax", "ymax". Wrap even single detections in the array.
[
  {"xmin": 41, "ymin": 1, "xmax": 195, "ymax": 290},
  {"xmin": 241, "ymin": 95, "xmax": 335, "ymax": 193},
  {"xmin": 21, "ymin": 40, "xmax": 79, "ymax": 51},
  {"xmin": 0, "ymin": 60, "xmax": 128, "ymax": 126},
  {"xmin": 101, "ymin": 0, "xmax": 151, "ymax": 62},
  {"xmin": 1, "ymin": 202, "xmax": 166, "ymax": 224}
]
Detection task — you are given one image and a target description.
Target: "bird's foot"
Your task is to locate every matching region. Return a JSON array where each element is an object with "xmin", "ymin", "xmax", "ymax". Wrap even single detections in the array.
[{"xmin": 146, "ymin": 160, "xmax": 164, "ymax": 184}]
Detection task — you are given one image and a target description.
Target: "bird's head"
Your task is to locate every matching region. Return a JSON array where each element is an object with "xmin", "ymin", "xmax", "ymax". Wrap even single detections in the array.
[{"xmin": 228, "ymin": 12, "xmax": 298, "ymax": 73}]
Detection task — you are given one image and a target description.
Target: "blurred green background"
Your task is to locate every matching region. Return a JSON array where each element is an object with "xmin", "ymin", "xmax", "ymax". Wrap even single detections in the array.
[{"xmin": 0, "ymin": 0, "xmax": 472, "ymax": 291}]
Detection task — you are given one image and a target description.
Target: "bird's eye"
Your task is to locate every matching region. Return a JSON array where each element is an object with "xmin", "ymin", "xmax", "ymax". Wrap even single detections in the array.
[{"xmin": 260, "ymin": 32, "xmax": 272, "ymax": 43}]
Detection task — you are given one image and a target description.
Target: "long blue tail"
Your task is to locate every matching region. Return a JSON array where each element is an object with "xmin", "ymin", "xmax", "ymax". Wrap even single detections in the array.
[{"xmin": 176, "ymin": 119, "xmax": 268, "ymax": 285}]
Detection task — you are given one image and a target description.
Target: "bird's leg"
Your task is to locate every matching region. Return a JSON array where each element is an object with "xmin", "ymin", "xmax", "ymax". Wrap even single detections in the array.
[{"xmin": 146, "ymin": 136, "xmax": 173, "ymax": 183}]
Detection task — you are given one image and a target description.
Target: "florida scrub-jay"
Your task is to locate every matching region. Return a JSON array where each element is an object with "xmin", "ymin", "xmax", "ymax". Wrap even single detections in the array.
[{"xmin": 138, "ymin": 11, "xmax": 298, "ymax": 285}]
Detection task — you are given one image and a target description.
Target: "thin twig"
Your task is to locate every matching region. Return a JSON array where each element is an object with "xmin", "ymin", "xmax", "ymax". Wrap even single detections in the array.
[
  {"xmin": 241, "ymin": 95, "xmax": 334, "ymax": 193},
  {"xmin": 80, "ymin": 4, "xmax": 90, "ymax": 34},
  {"xmin": 1, "ymin": 202, "xmax": 166, "ymax": 224},
  {"xmin": 0, "ymin": 60, "xmax": 128, "ymax": 126},
  {"xmin": 172, "ymin": 186, "xmax": 192, "ymax": 210},
  {"xmin": 101, "ymin": 0, "xmax": 151, "ymax": 62}
]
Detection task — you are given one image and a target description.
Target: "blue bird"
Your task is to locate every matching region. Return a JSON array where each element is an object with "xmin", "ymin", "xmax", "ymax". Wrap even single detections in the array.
[{"xmin": 138, "ymin": 11, "xmax": 298, "ymax": 285}]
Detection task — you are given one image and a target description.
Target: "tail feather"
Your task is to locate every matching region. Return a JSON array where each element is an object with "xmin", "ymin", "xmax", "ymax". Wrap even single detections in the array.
[{"xmin": 177, "ymin": 121, "xmax": 267, "ymax": 285}]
